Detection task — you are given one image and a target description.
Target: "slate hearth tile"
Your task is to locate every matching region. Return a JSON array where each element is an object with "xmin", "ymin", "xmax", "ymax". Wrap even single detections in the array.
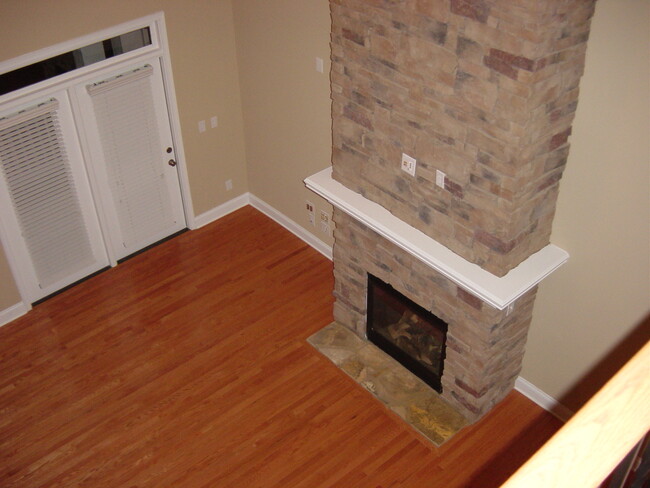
[
  {"xmin": 308, "ymin": 322, "xmax": 469, "ymax": 446},
  {"xmin": 372, "ymin": 366, "xmax": 432, "ymax": 407},
  {"xmin": 356, "ymin": 343, "xmax": 392, "ymax": 371},
  {"xmin": 407, "ymin": 404, "xmax": 453, "ymax": 445},
  {"xmin": 338, "ymin": 356, "xmax": 384, "ymax": 395},
  {"xmin": 307, "ymin": 322, "xmax": 365, "ymax": 365}
]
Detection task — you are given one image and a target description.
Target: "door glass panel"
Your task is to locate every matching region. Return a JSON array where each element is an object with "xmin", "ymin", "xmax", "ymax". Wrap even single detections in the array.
[{"xmin": 0, "ymin": 27, "xmax": 152, "ymax": 96}]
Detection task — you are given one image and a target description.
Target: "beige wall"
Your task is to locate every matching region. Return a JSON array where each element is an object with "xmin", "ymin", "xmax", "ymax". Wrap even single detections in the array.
[
  {"xmin": 521, "ymin": 0, "xmax": 650, "ymax": 411},
  {"xmin": 1, "ymin": 0, "xmax": 648, "ymax": 416},
  {"xmin": 232, "ymin": 0, "xmax": 334, "ymax": 246},
  {"xmin": 0, "ymin": 246, "xmax": 21, "ymax": 308},
  {"xmin": 0, "ymin": 0, "xmax": 248, "ymax": 310}
]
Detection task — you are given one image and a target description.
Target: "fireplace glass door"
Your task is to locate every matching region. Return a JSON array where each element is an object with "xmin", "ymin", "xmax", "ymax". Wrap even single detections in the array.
[{"xmin": 366, "ymin": 274, "xmax": 448, "ymax": 392}]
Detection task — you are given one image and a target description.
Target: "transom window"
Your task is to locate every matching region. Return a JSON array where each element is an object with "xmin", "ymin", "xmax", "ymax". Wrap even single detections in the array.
[{"xmin": 0, "ymin": 27, "xmax": 152, "ymax": 96}]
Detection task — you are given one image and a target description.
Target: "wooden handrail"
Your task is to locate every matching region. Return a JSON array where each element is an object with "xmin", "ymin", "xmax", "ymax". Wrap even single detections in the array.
[{"xmin": 501, "ymin": 340, "xmax": 650, "ymax": 487}]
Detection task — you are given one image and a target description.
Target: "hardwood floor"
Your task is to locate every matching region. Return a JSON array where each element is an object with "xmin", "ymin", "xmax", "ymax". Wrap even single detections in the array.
[{"xmin": 0, "ymin": 206, "xmax": 562, "ymax": 487}]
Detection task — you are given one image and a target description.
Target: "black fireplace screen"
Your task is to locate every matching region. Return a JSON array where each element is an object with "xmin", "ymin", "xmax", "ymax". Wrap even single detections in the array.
[{"xmin": 366, "ymin": 274, "xmax": 448, "ymax": 392}]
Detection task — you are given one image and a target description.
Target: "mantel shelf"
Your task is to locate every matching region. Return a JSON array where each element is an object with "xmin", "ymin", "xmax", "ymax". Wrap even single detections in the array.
[{"xmin": 305, "ymin": 167, "xmax": 569, "ymax": 310}]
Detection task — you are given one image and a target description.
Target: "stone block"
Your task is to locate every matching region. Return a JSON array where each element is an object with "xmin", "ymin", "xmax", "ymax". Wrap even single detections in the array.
[
  {"xmin": 451, "ymin": 0, "xmax": 491, "ymax": 23},
  {"xmin": 454, "ymin": 70, "xmax": 499, "ymax": 113}
]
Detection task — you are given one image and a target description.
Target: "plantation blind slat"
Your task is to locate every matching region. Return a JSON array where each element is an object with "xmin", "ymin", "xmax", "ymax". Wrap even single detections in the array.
[{"xmin": 0, "ymin": 98, "xmax": 96, "ymax": 289}]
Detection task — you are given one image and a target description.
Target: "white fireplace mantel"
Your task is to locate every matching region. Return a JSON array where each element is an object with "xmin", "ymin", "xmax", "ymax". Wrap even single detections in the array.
[{"xmin": 305, "ymin": 167, "xmax": 569, "ymax": 311}]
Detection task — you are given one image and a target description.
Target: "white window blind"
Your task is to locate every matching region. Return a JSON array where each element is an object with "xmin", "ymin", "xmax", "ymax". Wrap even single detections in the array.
[
  {"xmin": 87, "ymin": 64, "xmax": 176, "ymax": 250},
  {"xmin": 0, "ymin": 98, "xmax": 95, "ymax": 289}
]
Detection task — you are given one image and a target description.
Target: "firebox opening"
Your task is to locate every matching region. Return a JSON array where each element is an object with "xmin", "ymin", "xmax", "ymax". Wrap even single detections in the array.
[{"xmin": 366, "ymin": 274, "xmax": 448, "ymax": 393}]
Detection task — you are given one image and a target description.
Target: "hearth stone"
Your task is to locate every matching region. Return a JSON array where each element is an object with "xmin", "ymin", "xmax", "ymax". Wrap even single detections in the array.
[{"xmin": 308, "ymin": 322, "xmax": 469, "ymax": 446}]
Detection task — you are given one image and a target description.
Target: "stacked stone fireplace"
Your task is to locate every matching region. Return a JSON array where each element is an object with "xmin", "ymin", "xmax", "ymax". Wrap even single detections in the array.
[{"xmin": 326, "ymin": 0, "xmax": 595, "ymax": 423}]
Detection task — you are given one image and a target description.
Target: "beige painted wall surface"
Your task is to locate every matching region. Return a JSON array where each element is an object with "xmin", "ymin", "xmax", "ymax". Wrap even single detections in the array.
[
  {"xmin": 522, "ymin": 0, "xmax": 650, "ymax": 412},
  {"xmin": 0, "ymin": 247, "xmax": 21, "ymax": 309},
  {"xmin": 232, "ymin": 0, "xmax": 334, "ymax": 246},
  {"xmin": 0, "ymin": 0, "xmax": 247, "ymax": 310}
]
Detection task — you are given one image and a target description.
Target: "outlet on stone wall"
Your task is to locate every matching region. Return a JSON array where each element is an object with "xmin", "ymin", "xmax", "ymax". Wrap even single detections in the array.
[
  {"xmin": 401, "ymin": 153, "xmax": 416, "ymax": 176},
  {"xmin": 320, "ymin": 210, "xmax": 330, "ymax": 235}
]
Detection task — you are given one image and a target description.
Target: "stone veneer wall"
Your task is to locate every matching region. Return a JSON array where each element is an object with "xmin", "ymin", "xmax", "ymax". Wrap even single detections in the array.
[
  {"xmin": 333, "ymin": 210, "xmax": 538, "ymax": 421},
  {"xmin": 331, "ymin": 0, "xmax": 595, "ymax": 276}
]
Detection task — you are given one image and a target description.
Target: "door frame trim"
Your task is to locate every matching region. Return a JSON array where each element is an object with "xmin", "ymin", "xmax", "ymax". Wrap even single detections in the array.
[{"xmin": 0, "ymin": 12, "xmax": 195, "ymax": 305}]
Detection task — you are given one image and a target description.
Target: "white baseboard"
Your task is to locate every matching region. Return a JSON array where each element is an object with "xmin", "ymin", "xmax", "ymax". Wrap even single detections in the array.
[
  {"xmin": 193, "ymin": 193, "xmax": 251, "ymax": 228},
  {"xmin": 0, "ymin": 301, "xmax": 30, "ymax": 328},
  {"xmin": 193, "ymin": 192, "xmax": 333, "ymax": 260},
  {"xmin": 249, "ymin": 194, "xmax": 333, "ymax": 260},
  {"xmin": 515, "ymin": 376, "xmax": 574, "ymax": 422}
]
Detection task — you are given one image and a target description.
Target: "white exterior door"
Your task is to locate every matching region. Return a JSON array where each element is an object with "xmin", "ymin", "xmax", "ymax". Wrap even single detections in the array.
[
  {"xmin": 0, "ymin": 91, "xmax": 110, "ymax": 302},
  {"xmin": 72, "ymin": 58, "xmax": 186, "ymax": 262}
]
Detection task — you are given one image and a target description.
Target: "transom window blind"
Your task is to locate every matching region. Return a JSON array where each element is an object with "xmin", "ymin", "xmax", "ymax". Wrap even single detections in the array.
[
  {"xmin": 0, "ymin": 99, "xmax": 95, "ymax": 288},
  {"xmin": 87, "ymin": 64, "xmax": 176, "ymax": 250}
]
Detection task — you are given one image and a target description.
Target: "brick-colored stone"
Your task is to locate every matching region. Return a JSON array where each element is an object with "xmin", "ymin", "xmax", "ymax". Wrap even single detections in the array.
[
  {"xmin": 549, "ymin": 127, "xmax": 572, "ymax": 150},
  {"xmin": 450, "ymin": 0, "xmax": 490, "ymax": 23},
  {"xmin": 488, "ymin": 48, "xmax": 536, "ymax": 71},
  {"xmin": 342, "ymin": 27, "xmax": 366, "ymax": 46}
]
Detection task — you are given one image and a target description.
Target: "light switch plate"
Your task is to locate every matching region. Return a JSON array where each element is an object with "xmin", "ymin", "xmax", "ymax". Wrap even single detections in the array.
[{"xmin": 436, "ymin": 169, "xmax": 446, "ymax": 188}]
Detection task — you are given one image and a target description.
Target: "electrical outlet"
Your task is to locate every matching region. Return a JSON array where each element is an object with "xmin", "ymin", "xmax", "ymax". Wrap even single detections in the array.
[
  {"xmin": 306, "ymin": 201, "xmax": 315, "ymax": 226},
  {"xmin": 319, "ymin": 210, "xmax": 330, "ymax": 235},
  {"xmin": 198, "ymin": 120, "xmax": 206, "ymax": 133},
  {"xmin": 401, "ymin": 153, "xmax": 416, "ymax": 176},
  {"xmin": 225, "ymin": 179, "xmax": 232, "ymax": 191},
  {"xmin": 436, "ymin": 169, "xmax": 446, "ymax": 188},
  {"xmin": 210, "ymin": 116, "xmax": 218, "ymax": 128},
  {"xmin": 316, "ymin": 57, "xmax": 324, "ymax": 73}
]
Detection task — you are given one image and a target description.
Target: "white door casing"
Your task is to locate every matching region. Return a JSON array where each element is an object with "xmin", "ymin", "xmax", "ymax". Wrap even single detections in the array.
[{"xmin": 0, "ymin": 13, "xmax": 193, "ymax": 306}]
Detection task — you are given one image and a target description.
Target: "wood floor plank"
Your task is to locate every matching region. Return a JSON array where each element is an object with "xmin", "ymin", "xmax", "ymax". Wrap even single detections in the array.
[{"xmin": 0, "ymin": 206, "xmax": 562, "ymax": 487}]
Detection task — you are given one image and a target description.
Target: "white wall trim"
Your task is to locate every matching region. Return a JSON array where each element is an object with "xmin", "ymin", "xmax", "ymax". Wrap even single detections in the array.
[
  {"xmin": 155, "ymin": 12, "xmax": 196, "ymax": 231},
  {"xmin": 516, "ymin": 376, "xmax": 574, "ymax": 422},
  {"xmin": 249, "ymin": 194, "xmax": 333, "ymax": 260},
  {"xmin": 194, "ymin": 192, "xmax": 251, "ymax": 228},
  {"xmin": 0, "ymin": 301, "xmax": 30, "ymax": 328}
]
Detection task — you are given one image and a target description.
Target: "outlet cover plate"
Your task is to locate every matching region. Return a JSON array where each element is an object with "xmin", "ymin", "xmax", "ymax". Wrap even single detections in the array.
[{"xmin": 401, "ymin": 153, "xmax": 416, "ymax": 176}]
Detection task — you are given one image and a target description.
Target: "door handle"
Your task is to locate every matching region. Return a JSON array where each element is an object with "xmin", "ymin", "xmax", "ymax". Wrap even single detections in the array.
[{"xmin": 168, "ymin": 159, "xmax": 177, "ymax": 167}]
